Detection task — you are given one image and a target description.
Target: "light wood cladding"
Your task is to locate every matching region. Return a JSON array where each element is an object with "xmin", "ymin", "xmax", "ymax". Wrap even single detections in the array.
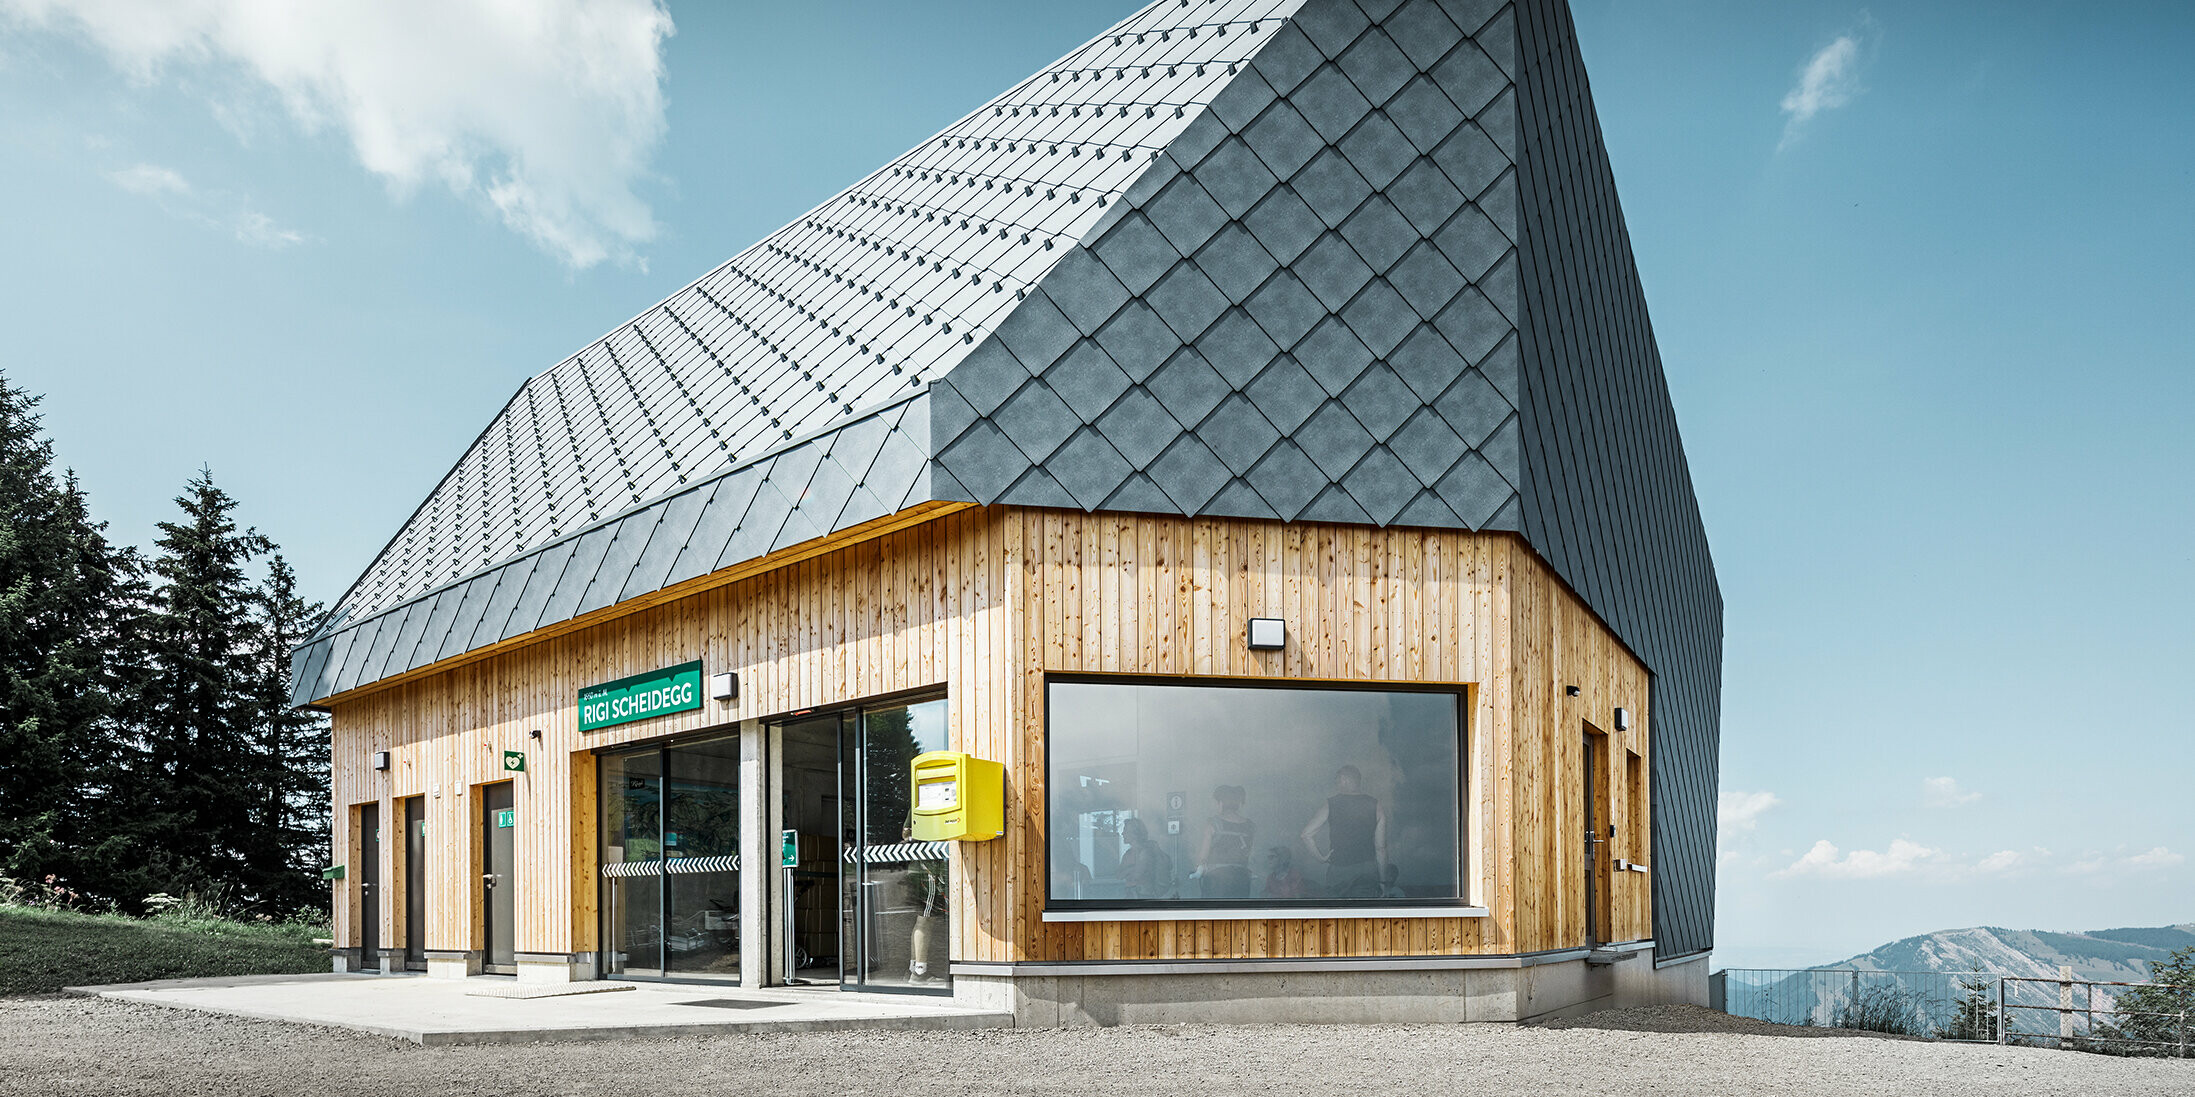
[{"xmin": 326, "ymin": 507, "xmax": 1653, "ymax": 965}]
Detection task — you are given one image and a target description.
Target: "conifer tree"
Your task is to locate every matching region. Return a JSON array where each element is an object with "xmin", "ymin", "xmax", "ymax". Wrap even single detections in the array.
[
  {"xmin": 0, "ymin": 371, "xmax": 139, "ymax": 888},
  {"xmin": 249, "ymin": 552, "xmax": 329, "ymax": 912},
  {"xmin": 125, "ymin": 468, "xmax": 274, "ymax": 908}
]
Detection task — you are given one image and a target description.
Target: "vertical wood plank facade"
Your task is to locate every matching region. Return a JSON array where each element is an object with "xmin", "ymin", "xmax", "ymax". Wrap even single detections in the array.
[{"xmin": 325, "ymin": 508, "xmax": 1652, "ymax": 967}]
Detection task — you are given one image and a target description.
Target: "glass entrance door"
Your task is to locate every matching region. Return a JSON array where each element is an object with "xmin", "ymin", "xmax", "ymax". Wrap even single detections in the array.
[
  {"xmin": 774, "ymin": 696, "xmax": 950, "ymax": 993},
  {"xmin": 598, "ymin": 731, "xmax": 742, "ymax": 982}
]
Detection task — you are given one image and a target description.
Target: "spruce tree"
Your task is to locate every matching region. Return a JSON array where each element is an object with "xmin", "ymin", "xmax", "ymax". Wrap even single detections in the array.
[
  {"xmin": 127, "ymin": 468, "xmax": 273, "ymax": 910},
  {"xmin": 0, "ymin": 371, "xmax": 138, "ymax": 891},
  {"xmin": 249, "ymin": 552, "xmax": 329, "ymax": 913}
]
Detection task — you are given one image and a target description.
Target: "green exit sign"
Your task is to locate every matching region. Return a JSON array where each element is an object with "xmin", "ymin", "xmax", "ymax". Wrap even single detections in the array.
[{"xmin": 780, "ymin": 829, "xmax": 799, "ymax": 869}]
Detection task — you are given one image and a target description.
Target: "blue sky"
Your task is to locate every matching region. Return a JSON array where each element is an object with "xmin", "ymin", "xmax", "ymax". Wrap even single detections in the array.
[{"xmin": 2, "ymin": 1, "xmax": 2188, "ymax": 968}]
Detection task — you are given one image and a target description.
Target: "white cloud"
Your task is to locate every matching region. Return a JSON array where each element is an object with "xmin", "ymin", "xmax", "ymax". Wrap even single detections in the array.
[
  {"xmin": 1922, "ymin": 776, "xmax": 1980, "ymax": 808},
  {"xmin": 1976, "ymin": 849, "xmax": 2028, "ymax": 874},
  {"xmin": 233, "ymin": 209, "xmax": 305, "ymax": 249},
  {"xmin": 1773, "ymin": 838, "xmax": 1938, "ymax": 880},
  {"xmin": 1720, "ymin": 790, "xmax": 1781, "ymax": 834},
  {"xmin": 102, "ymin": 159, "xmax": 307, "ymax": 249},
  {"xmin": 1779, "ymin": 26, "xmax": 1871, "ymax": 149},
  {"xmin": 2122, "ymin": 847, "xmax": 2184, "ymax": 871},
  {"xmin": 107, "ymin": 162, "xmax": 190, "ymax": 196},
  {"xmin": 3, "ymin": 0, "xmax": 672, "ymax": 268}
]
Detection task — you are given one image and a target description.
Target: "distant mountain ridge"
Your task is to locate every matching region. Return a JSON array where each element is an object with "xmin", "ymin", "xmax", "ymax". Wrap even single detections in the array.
[{"xmin": 1817, "ymin": 923, "xmax": 2195, "ymax": 984}]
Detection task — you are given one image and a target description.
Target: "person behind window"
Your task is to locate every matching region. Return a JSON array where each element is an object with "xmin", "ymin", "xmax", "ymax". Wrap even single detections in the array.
[
  {"xmin": 1117, "ymin": 816, "xmax": 1176, "ymax": 900},
  {"xmin": 1300, "ymin": 765, "xmax": 1388, "ymax": 898},
  {"xmin": 1194, "ymin": 785, "xmax": 1255, "ymax": 898},
  {"xmin": 1261, "ymin": 845, "xmax": 1310, "ymax": 899}
]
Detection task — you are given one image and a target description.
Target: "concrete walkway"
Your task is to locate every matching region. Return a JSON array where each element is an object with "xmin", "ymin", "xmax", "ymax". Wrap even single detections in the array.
[{"xmin": 66, "ymin": 973, "xmax": 1012, "ymax": 1045}]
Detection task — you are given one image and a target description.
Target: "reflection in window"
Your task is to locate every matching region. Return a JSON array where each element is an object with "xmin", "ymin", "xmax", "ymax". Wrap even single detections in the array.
[{"xmin": 1047, "ymin": 680, "xmax": 1463, "ymax": 909}]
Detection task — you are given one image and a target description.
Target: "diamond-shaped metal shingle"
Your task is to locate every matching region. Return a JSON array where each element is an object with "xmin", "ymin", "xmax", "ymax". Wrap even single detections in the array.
[
  {"xmin": 1295, "ymin": 400, "xmax": 1378, "ymax": 478},
  {"xmin": 1093, "ymin": 387, "xmax": 1184, "ymax": 468},
  {"xmin": 1387, "ymin": 241, "xmax": 1466, "ymax": 316},
  {"xmin": 1433, "ymin": 202, "xmax": 1511, "ymax": 281},
  {"xmin": 1245, "ymin": 440, "xmax": 1324, "ymax": 518},
  {"xmin": 1193, "ymin": 224, "xmax": 1280, "ymax": 304},
  {"xmin": 1384, "ymin": 75, "xmax": 1466, "ymax": 154},
  {"xmin": 1340, "ymin": 447, "xmax": 1417, "ymax": 525},
  {"xmin": 1093, "ymin": 213, "xmax": 1181, "ymax": 296},
  {"xmin": 1386, "ymin": 406, "xmax": 1468, "ymax": 485},
  {"xmin": 1194, "ymin": 136, "xmax": 1282, "ymax": 218},
  {"xmin": 1145, "ymin": 175, "xmax": 1231, "ymax": 257},
  {"xmin": 1389, "ymin": 323, "xmax": 1467, "ymax": 401},
  {"xmin": 1338, "ymin": 197, "xmax": 1418, "ymax": 273},
  {"xmin": 1042, "ymin": 250, "xmax": 1132, "ymax": 335},
  {"xmin": 1196, "ymin": 308, "xmax": 1284, "ymax": 387},
  {"xmin": 1293, "ymin": 315, "xmax": 1376, "ymax": 394},
  {"xmin": 1336, "ymin": 29, "xmax": 1415, "ymax": 107},
  {"xmin": 935, "ymin": 419, "xmax": 1030, "ymax": 502},
  {"xmin": 1244, "ymin": 270, "xmax": 1326, "ymax": 349},
  {"xmin": 1245, "ymin": 355, "xmax": 1327, "ymax": 433},
  {"xmin": 1291, "ymin": 148, "xmax": 1373, "ymax": 227},
  {"xmin": 1339, "ymin": 362, "xmax": 1419, "ymax": 440},
  {"xmin": 1431, "ymin": 122, "xmax": 1508, "ymax": 201},
  {"xmin": 1340, "ymin": 278, "xmax": 1419, "ymax": 356},
  {"xmin": 993, "ymin": 380, "xmax": 1081, "ymax": 463},
  {"xmin": 1293, "ymin": 66, "xmax": 1376, "ymax": 143},
  {"xmin": 1146, "ymin": 262, "xmax": 1232, "ymax": 341},
  {"xmin": 1295, "ymin": 232, "xmax": 1376, "ymax": 310},
  {"xmin": 1295, "ymin": 0, "xmax": 1370, "ymax": 57},
  {"xmin": 1241, "ymin": 101, "xmax": 1326, "ymax": 182},
  {"xmin": 1146, "ymin": 347, "xmax": 1231, "ymax": 426},
  {"xmin": 1432, "ymin": 286, "xmax": 1507, "ymax": 364},
  {"xmin": 1044, "ymin": 340, "xmax": 1134, "ymax": 422},
  {"xmin": 997, "ymin": 291, "xmax": 1081, "ymax": 372},
  {"xmin": 1047, "ymin": 428, "xmax": 1135, "ymax": 509},
  {"xmin": 1435, "ymin": 450, "xmax": 1514, "ymax": 528},
  {"xmin": 1431, "ymin": 39, "xmax": 1506, "ymax": 118},
  {"xmin": 1338, "ymin": 112, "xmax": 1417, "ymax": 190},
  {"xmin": 1197, "ymin": 394, "xmax": 1284, "ymax": 475},
  {"xmin": 1243, "ymin": 186, "xmax": 1326, "ymax": 264},
  {"xmin": 1386, "ymin": 0, "xmax": 1464, "ymax": 70},
  {"xmin": 1147, "ymin": 435, "xmax": 1233, "ymax": 512},
  {"xmin": 1094, "ymin": 301, "xmax": 1182, "ymax": 381}
]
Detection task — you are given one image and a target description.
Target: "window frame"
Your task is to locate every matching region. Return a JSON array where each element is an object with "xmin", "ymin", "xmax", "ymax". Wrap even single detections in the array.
[{"xmin": 1040, "ymin": 672, "xmax": 1474, "ymax": 918}]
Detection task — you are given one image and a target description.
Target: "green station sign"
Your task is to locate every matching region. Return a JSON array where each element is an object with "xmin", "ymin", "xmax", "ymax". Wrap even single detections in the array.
[{"xmin": 578, "ymin": 660, "xmax": 703, "ymax": 732}]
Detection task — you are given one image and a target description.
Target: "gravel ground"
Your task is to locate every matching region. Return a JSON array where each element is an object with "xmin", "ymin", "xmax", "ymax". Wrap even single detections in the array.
[{"xmin": 4, "ymin": 996, "xmax": 2189, "ymax": 1097}]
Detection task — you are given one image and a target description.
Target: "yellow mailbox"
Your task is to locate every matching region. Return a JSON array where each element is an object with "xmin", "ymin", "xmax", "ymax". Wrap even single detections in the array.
[{"xmin": 909, "ymin": 750, "xmax": 1004, "ymax": 841}]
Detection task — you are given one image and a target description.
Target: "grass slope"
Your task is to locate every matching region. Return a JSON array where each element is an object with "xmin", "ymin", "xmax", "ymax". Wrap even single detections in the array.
[{"xmin": 0, "ymin": 907, "xmax": 328, "ymax": 996}]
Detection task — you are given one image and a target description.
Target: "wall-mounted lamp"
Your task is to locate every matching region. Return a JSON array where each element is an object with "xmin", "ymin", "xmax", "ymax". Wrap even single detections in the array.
[
  {"xmin": 1564, "ymin": 685, "xmax": 1580, "ymax": 697},
  {"xmin": 1247, "ymin": 618, "xmax": 1286, "ymax": 650},
  {"xmin": 710, "ymin": 672, "xmax": 739, "ymax": 701},
  {"xmin": 1614, "ymin": 707, "xmax": 1630, "ymax": 732},
  {"xmin": 372, "ymin": 750, "xmax": 390, "ymax": 771},
  {"xmin": 528, "ymin": 729, "xmax": 543, "ymax": 740}
]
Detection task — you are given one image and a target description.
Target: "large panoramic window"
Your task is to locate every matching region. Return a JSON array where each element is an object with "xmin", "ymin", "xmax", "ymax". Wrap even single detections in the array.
[{"xmin": 1046, "ymin": 679, "xmax": 1464, "ymax": 911}]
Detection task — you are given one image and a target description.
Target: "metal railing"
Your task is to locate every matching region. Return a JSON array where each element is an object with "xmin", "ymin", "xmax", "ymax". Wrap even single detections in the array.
[
  {"xmin": 1713, "ymin": 968, "xmax": 2002, "ymax": 1040},
  {"xmin": 1999, "ymin": 976, "xmax": 2193, "ymax": 1057},
  {"xmin": 1713, "ymin": 967, "xmax": 2192, "ymax": 1057}
]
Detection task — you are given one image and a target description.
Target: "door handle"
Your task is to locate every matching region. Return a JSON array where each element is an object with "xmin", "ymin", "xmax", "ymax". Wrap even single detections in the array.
[{"xmin": 482, "ymin": 874, "xmax": 499, "ymax": 887}]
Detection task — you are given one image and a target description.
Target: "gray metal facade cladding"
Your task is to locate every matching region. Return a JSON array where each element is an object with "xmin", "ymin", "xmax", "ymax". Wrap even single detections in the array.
[
  {"xmin": 1511, "ymin": 0, "xmax": 1722, "ymax": 962},
  {"xmin": 293, "ymin": 0, "xmax": 1718, "ymax": 959},
  {"xmin": 931, "ymin": 0, "xmax": 1530, "ymax": 529}
]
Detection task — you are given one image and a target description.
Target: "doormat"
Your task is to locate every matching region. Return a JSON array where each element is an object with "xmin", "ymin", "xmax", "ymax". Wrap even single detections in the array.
[{"xmin": 464, "ymin": 982, "xmax": 638, "ymax": 1000}]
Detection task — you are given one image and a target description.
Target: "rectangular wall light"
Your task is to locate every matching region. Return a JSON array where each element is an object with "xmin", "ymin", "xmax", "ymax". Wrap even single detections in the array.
[
  {"xmin": 372, "ymin": 750, "xmax": 390, "ymax": 771},
  {"xmin": 1247, "ymin": 618, "xmax": 1286, "ymax": 650},
  {"xmin": 709, "ymin": 672, "xmax": 739, "ymax": 700}
]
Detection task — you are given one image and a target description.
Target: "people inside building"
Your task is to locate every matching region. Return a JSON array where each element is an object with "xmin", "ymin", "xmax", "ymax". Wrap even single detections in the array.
[
  {"xmin": 1300, "ymin": 765, "xmax": 1388, "ymax": 898},
  {"xmin": 1194, "ymin": 785, "xmax": 1255, "ymax": 899},
  {"xmin": 1117, "ymin": 817, "xmax": 1176, "ymax": 900}
]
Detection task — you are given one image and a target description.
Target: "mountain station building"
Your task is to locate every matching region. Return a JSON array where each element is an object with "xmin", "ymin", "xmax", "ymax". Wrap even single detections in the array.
[{"xmin": 292, "ymin": 0, "xmax": 1721, "ymax": 1025}]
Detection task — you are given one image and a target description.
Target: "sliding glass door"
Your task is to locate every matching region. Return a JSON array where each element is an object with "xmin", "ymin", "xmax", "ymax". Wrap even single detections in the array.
[{"xmin": 600, "ymin": 732, "xmax": 742, "ymax": 982}]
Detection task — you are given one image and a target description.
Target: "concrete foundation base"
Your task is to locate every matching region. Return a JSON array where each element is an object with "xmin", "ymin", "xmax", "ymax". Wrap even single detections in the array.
[
  {"xmin": 425, "ymin": 951, "xmax": 484, "ymax": 979},
  {"xmin": 952, "ymin": 947, "xmax": 1708, "ymax": 1027},
  {"xmin": 516, "ymin": 953, "xmax": 597, "ymax": 984}
]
